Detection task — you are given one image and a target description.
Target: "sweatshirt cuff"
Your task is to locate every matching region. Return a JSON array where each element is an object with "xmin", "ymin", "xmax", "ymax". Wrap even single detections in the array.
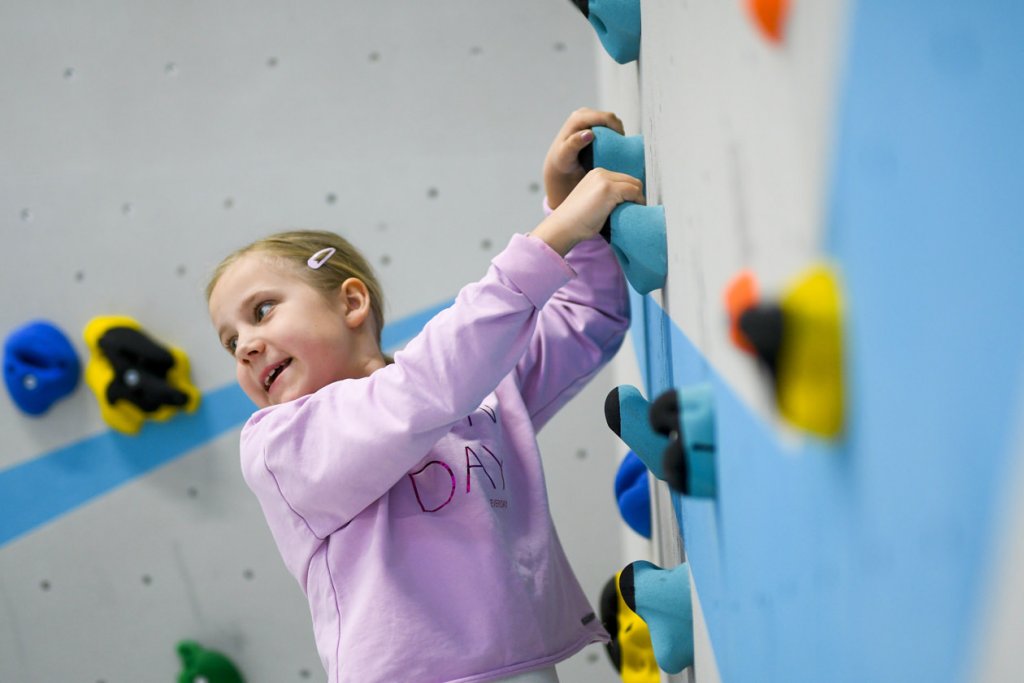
[{"xmin": 492, "ymin": 233, "xmax": 575, "ymax": 309}]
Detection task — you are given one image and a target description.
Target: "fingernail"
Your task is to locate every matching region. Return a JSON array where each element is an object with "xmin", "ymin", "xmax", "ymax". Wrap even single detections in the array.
[{"xmin": 580, "ymin": 130, "xmax": 594, "ymax": 141}]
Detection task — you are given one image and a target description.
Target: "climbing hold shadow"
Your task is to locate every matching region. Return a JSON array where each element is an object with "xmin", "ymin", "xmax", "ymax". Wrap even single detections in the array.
[
  {"xmin": 84, "ymin": 316, "xmax": 201, "ymax": 435},
  {"xmin": 650, "ymin": 384, "xmax": 718, "ymax": 498},
  {"xmin": 600, "ymin": 571, "xmax": 661, "ymax": 682},
  {"xmin": 570, "ymin": 0, "xmax": 642, "ymax": 64},
  {"xmin": 3, "ymin": 320, "xmax": 81, "ymax": 416},
  {"xmin": 738, "ymin": 302, "xmax": 784, "ymax": 376},
  {"xmin": 615, "ymin": 451, "xmax": 653, "ymax": 539},
  {"xmin": 176, "ymin": 640, "xmax": 245, "ymax": 683},
  {"xmin": 605, "ymin": 385, "xmax": 669, "ymax": 480},
  {"xmin": 579, "ymin": 126, "xmax": 646, "ymax": 190},
  {"xmin": 737, "ymin": 264, "xmax": 844, "ymax": 438},
  {"xmin": 604, "ymin": 203, "xmax": 667, "ymax": 295},
  {"xmin": 618, "ymin": 560, "xmax": 694, "ymax": 675}
]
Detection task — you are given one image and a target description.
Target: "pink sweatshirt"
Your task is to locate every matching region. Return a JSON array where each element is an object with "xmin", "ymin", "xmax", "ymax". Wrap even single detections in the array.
[{"xmin": 239, "ymin": 232, "xmax": 630, "ymax": 682}]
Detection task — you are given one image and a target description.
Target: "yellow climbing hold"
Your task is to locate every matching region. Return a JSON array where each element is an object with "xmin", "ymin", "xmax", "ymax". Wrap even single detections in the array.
[
  {"xmin": 776, "ymin": 264, "xmax": 845, "ymax": 438},
  {"xmin": 83, "ymin": 315, "xmax": 200, "ymax": 435},
  {"xmin": 616, "ymin": 569, "xmax": 660, "ymax": 683}
]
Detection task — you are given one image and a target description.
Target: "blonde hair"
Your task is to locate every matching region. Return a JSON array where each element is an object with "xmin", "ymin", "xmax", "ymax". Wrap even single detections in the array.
[{"xmin": 206, "ymin": 229, "xmax": 386, "ymax": 347}]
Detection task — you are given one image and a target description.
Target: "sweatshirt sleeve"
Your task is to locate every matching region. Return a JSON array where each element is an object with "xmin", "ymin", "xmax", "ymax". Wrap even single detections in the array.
[
  {"xmin": 512, "ymin": 234, "xmax": 631, "ymax": 431},
  {"xmin": 239, "ymin": 233, "xmax": 575, "ymax": 539}
]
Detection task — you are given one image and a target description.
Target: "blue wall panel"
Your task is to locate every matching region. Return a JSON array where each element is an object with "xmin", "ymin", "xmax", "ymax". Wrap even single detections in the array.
[{"xmin": 635, "ymin": 4, "xmax": 1024, "ymax": 681}]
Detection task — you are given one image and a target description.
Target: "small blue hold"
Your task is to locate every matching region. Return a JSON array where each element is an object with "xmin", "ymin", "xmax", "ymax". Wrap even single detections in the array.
[
  {"xmin": 592, "ymin": 126, "xmax": 646, "ymax": 189},
  {"xmin": 576, "ymin": 0, "xmax": 643, "ymax": 64},
  {"xmin": 608, "ymin": 203, "xmax": 667, "ymax": 295},
  {"xmin": 623, "ymin": 560, "xmax": 694, "ymax": 674},
  {"xmin": 3, "ymin": 320, "xmax": 81, "ymax": 416},
  {"xmin": 605, "ymin": 385, "xmax": 669, "ymax": 479},
  {"xmin": 650, "ymin": 384, "xmax": 718, "ymax": 498},
  {"xmin": 678, "ymin": 384, "xmax": 717, "ymax": 499},
  {"xmin": 614, "ymin": 451, "xmax": 652, "ymax": 538}
]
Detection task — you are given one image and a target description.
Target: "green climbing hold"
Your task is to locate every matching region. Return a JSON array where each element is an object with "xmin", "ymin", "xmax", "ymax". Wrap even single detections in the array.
[{"xmin": 176, "ymin": 640, "xmax": 245, "ymax": 683}]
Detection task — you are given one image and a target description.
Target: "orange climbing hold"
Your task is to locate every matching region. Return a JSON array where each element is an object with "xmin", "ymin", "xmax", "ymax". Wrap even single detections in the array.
[
  {"xmin": 724, "ymin": 270, "xmax": 760, "ymax": 354},
  {"xmin": 746, "ymin": 0, "xmax": 790, "ymax": 44}
]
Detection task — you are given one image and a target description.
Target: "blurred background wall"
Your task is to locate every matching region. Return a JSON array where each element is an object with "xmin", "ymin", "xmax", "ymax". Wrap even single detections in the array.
[{"xmin": 0, "ymin": 2, "xmax": 636, "ymax": 680}]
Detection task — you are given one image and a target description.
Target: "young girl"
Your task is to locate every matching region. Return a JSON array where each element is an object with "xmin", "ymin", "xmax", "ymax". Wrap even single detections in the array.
[{"xmin": 207, "ymin": 108, "xmax": 644, "ymax": 683}]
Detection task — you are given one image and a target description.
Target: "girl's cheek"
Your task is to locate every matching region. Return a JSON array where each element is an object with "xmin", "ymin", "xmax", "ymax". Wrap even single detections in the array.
[{"xmin": 236, "ymin": 366, "xmax": 256, "ymax": 397}]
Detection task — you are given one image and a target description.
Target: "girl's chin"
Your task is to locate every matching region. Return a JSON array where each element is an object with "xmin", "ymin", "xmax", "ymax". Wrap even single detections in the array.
[
  {"xmin": 249, "ymin": 384, "xmax": 284, "ymax": 408},
  {"xmin": 267, "ymin": 381, "xmax": 300, "ymax": 406}
]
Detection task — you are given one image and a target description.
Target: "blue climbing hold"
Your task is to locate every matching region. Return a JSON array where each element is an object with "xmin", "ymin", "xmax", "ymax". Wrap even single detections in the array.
[
  {"xmin": 619, "ymin": 560, "xmax": 695, "ymax": 674},
  {"xmin": 3, "ymin": 320, "xmax": 81, "ymax": 416},
  {"xmin": 571, "ymin": 0, "xmax": 642, "ymax": 64},
  {"xmin": 576, "ymin": 125, "xmax": 662, "ymax": 294},
  {"xmin": 589, "ymin": 126, "xmax": 646, "ymax": 189},
  {"xmin": 678, "ymin": 384, "xmax": 717, "ymax": 498},
  {"xmin": 606, "ymin": 203, "xmax": 667, "ymax": 295},
  {"xmin": 605, "ymin": 385, "xmax": 670, "ymax": 480},
  {"xmin": 614, "ymin": 451, "xmax": 652, "ymax": 538},
  {"xmin": 650, "ymin": 384, "xmax": 718, "ymax": 498}
]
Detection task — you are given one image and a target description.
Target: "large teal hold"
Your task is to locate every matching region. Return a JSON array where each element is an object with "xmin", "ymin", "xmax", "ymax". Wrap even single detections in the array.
[
  {"xmin": 620, "ymin": 560, "xmax": 694, "ymax": 674},
  {"xmin": 677, "ymin": 384, "xmax": 717, "ymax": 498},
  {"xmin": 606, "ymin": 203, "xmax": 667, "ymax": 294},
  {"xmin": 605, "ymin": 385, "xmax": 669, "ymax": 480},
  {"xmin": 606, "ymin": 383, "xmax": 717, "ymax": 499},
  {"xmin": 590, "ymin": 125, "xmax": 646, "ymax": 188},
  {"xmin": 570, "ymin": 0, "xmax": 642, "ymax": 64},
  {"xmin": 651, "ymin": 384, "xmax": 717, "ymax": 498}
]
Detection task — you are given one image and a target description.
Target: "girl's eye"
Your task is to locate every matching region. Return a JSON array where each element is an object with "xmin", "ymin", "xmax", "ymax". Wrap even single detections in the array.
[
  {"xmin": 225, "ymin": 337, "xmax": 238, "ymax": 354},
  {"xmin": 255, "ymin": 301, "xmax": 274, "ymax": 322}
]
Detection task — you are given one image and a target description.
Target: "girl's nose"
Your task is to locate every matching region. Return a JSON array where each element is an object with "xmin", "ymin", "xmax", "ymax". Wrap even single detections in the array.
[{"xmin": 235, "ymin": 333, "xmax": 265, "ymax": 361}]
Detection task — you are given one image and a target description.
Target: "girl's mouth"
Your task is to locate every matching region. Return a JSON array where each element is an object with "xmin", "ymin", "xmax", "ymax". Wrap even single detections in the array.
[{"xmin": 264, "ymin": 359, "xmax": 292, "ymax": 390}]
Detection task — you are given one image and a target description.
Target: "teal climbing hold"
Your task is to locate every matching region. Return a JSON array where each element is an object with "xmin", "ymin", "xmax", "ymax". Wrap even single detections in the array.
[
  {"xmin": 650, "ymin": 384, "xmax": 718, "ymax": 498},
  {"xmin": 604, "ymin": 203, "xmax": 667, "ymax": 295},
  {"xmin": 605, "ymin": 385, "xmax": 669, "ymax": 480},
  {"xmin": 575, "ymin": 124, "xmax": 663, "ymax": 294},
  {"xmin": 619, "ymin": 560, "xmax": 695, "ymax": 675},
  {"xmin": 570, "ymin": 0, "xmax": 642, "ymax": 64},
  {"xmin": 176, "ymin": 640, "xmax": 245, "ymax": 683},
  {"xmin": 581, "ymin": 126, "xmax": 646, "ymax": 189},
  {"xmin": 678, "ymin": 384, "xmax": 717, "ymax": 498}
]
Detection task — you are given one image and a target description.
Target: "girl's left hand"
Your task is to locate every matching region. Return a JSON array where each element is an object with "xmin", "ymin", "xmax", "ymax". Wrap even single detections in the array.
[{"xmin": 543, "ymin": 108, "xmax": 625, "ymax": 210}]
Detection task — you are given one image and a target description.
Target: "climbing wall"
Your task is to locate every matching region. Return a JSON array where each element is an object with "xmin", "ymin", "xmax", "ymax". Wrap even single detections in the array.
[
  {"xmin": 590, "ymin": 1, "xmax": 1024, "ymax": 682},
  {"xmin": 0, "ymin": 2, "xmax": 628, "ymax": 681}
]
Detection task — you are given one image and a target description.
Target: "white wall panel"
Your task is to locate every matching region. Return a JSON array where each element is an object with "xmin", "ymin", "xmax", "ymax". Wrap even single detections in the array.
[
  {"xmin": 1, "ymin": 2, "xmax": 627, "ymax": 681},
  {"xmin": 639, "ymin": 0, "xmax": 849, "ymax": 418}
]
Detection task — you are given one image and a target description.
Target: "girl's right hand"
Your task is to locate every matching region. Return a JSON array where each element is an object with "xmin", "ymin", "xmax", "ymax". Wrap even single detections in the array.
[{"xmin": 530, "ymin": 168, "xmax": 645, "ymax": 257}]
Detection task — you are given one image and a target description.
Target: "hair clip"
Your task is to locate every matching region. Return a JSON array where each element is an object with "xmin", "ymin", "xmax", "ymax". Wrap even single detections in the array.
[{"xmin": 307, "ymin": 247, "xmax": 336, "ymax": 270}]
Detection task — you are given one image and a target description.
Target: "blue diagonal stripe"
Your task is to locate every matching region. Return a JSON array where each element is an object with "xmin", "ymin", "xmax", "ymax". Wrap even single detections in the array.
[
  {"xmin": 0, "ymin": 384, "xmax": 255, "ymax": 547},
  {"xmin": 0, "ymin": 299, "xmax": 454, "ymax": 548},
  {"xmin": 381, "ymin": 299, "xmax": 453, "ymax": 350}
]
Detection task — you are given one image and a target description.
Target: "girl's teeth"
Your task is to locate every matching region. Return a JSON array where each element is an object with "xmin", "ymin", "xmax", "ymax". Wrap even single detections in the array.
[{"xmin": 265, "ymin": 360, "xmax": 290, "ymax": 389}]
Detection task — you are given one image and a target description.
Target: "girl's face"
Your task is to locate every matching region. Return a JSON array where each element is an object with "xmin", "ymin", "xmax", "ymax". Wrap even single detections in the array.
[{"xmin": 208, "ymin": 252, "xmax": 378, "ymax": 408}]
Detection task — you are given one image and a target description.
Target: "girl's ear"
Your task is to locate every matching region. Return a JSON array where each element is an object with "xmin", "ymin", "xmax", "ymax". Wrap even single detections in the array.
[{"xmin": 338, "ymin": 278, "xmax": 372, "ymax": 329}]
